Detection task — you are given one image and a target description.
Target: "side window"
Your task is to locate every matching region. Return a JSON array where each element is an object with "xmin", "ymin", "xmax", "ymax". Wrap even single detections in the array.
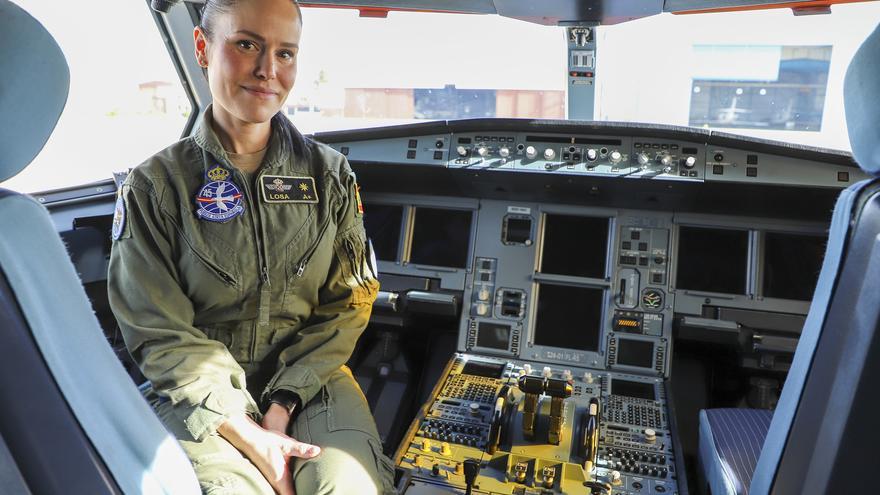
[{"xmin": 5, "ymin": 1, "xmax": 192, "ymax": 193}]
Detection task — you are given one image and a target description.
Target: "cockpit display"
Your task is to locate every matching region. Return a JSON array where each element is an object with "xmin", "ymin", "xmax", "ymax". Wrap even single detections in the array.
[
  {"xmin": 410, "ymin": 207, "xmax": 472, "ymax": 268},
  {"xmin": 763, "ymin": 232, "xmax": 826, "ymax": 301},
  {"xmin": 540, "ymin": 214, "xmax": 608, "ymax": 278},
  {"xmin": 362, "ymin": 203, "xmax": 403, "ymax": 262},
  {"xmin": 476, "ymin": 322, "xmax": 511, "ymax": 350},
  {"xmin": 534, "ymin": 283, "xmax": 604, "ymax": 352},
  {"xmin": 676, "ymin": 226, "xmax": 749, "ymax": 294},
  {"xmin": 461, "ymin": 360, "xmax": 506, "ymax": 379},
  {"xmin": 616, "ymin": 338, "xmax": 655, "ymax": 369},
  {"xmin": 611, "ymin": 378, "xmax": 656, "ymax": 401}
]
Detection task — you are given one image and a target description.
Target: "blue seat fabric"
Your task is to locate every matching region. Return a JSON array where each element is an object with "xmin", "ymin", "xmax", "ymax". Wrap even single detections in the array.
[{"xmin": 699, "ymin": 409, "xmax": 773, "ymax": 495}]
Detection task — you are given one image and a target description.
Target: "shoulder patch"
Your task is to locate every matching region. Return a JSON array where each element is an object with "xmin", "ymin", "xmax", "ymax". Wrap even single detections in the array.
[
  {"xmin": 111, "ymin": 191, "xmax": 127, "ymax": 240},
  {"xmin": 261, "ymin": 175, "xmax": 319, "ymax": 204}
]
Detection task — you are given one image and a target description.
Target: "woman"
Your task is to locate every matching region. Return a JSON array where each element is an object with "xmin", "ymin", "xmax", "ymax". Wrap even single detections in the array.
[{"xmin": 107, "ymin": 0, "xmax": 393, "ymax": 493}]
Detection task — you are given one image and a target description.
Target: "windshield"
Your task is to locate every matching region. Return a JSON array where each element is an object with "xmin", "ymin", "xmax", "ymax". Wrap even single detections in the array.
[
  {"xmin": 291, "ymin": 3, "xmax": 880, "ymax": 152},
  {"xmin": 4, "ymin": 1, "xmax": 879, "ymax": 194}
]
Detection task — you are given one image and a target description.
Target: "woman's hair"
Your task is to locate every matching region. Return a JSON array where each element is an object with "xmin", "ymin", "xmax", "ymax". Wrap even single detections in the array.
[{"xmin": 200, "ymin": 0, "xmax": 312, "ymax": 161}]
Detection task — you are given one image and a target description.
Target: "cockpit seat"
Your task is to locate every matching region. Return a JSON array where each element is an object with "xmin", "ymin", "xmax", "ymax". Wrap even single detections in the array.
[
  {"xmin": 698, "ymin": 21, "xmax": 880, "ymax": 495},
  {"xmin": 0, "ymin": 1, "xmax": 198, "ymax": 493},
  {"xmin": 698, "ymin": 408, "xmax": 772, "ymax": 495}
]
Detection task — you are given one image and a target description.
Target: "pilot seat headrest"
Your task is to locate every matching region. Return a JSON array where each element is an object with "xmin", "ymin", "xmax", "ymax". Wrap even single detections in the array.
[
  {"xmin": 844, "ymin": 22, "xmax": 880, "ymax": 176},
  {"xmin": 0, "ymin": 0, "xmax": 70, "ymax": 183}
]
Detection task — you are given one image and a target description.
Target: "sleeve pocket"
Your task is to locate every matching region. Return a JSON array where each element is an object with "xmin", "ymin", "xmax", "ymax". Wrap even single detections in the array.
[{"xmin": 334, "ymin": 225, "xmax": 380, "ymax": 307}]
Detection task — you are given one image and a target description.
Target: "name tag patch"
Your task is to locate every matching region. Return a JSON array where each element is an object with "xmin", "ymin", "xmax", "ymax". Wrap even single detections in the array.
[{"xmin": 261, "ymin": 175, "xmax": 319, "ymax": 203}]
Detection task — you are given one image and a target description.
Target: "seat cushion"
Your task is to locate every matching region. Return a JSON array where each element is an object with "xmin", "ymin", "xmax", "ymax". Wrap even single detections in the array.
[{"xmin": 699, "ymin": 408, "xmax": 773, "ymax": 495}]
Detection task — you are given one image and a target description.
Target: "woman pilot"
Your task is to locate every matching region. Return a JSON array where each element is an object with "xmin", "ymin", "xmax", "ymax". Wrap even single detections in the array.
[{"xmin": 107, "ymin": 0, "xmax": 394, "ymax": 493}]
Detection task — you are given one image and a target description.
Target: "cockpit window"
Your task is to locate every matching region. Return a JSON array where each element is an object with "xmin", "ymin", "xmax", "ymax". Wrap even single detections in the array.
[
  {"xmin": 290, "ymin": 8, "xmax": 566, "ymax": 131},
  {"xmin": 290, "ymin": 4, "xmax": 880, "ymax": 152},
  {"xmin": 4, "ymin": 1, "xmax": 191, "ymax": 194}
]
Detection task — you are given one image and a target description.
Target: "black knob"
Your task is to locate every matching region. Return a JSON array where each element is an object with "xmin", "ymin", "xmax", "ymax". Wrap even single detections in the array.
[
  {"xmin": 463, "ymin": 459, "xmax": 481, "ymax": 490},
  {"xmin": 431, "ymin": 464, "xmax": 441, "ymax": 476}
]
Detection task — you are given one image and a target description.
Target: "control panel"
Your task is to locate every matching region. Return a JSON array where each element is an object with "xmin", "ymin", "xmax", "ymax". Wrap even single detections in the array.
[
  {"xmin": 608, "ymin": 219, "xmax": 674, "ymax": 376},
  {"xmin": 450, "ymin": 133, "xmax": 705, "ymax": 182},
  {"xmin": 319, "ymin": 120, "xmax": 866, "ymax": 189},
  {"xmin": 395, "ymin": 354, "xmax": 681, "ymax": 495}
]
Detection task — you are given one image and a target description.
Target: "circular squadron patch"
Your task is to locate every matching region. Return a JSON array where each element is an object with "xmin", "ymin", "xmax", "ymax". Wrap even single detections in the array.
[
  {"xmin": 111, "ymin": 192, "xmax": 126, "ymax": 240},
  {"xmin": 195, "ymin": 166, "xmax": 245, "ymax": 223}
]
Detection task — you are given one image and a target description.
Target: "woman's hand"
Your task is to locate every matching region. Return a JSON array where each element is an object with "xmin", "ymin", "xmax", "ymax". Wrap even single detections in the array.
[{"xmin": 218, "ymin": 412, "xmax": 321, "ymax": 495}]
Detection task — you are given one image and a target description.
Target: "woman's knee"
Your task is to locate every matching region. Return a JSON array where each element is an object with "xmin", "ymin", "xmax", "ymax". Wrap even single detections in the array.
[{"xmin": 293, "ymin": 434, "xmax": 394, "ymax": 495}]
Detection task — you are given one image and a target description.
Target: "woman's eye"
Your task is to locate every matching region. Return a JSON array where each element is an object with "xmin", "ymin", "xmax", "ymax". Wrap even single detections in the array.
[
  {"xmin": 237, "ymin": 40, "xmax": 257, "ymax": 50},
  {"xmin": 279, "ymin": 50, "xmax": 295, "ymax": 60}
]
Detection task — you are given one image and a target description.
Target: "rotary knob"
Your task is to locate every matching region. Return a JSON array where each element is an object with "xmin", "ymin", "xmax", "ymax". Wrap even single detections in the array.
[
  {"xmin": 456, "ymin": 145, "xmax": 468, "ymax": 157},
  {"xmin": 543, "ymin": 148, "xmax": 556, "ymax": 160},
  {"xmin": 659, "ymin": 154, "xmax": 674, "ymax": 173},
  {"xmin": 525, "ymin": 145, "xmax": 538, "ymax": 159},
  {"xmin": 499, "ymin": 146, "xmax": 511, "ymax": 158},
  {"xmin": 645, "ymin": 428, "xmax": 657, "ymax": 442},
  {"xmin": 523, "ymin": 364, "xmax": 532, "ymax": 374},
  {"xmin": 609, "ymin": 150, "xmax": 622, "ymax": 164},
  {"xmin": 542, "ymin": 366, "xmax": 553, "ymax": 378},
  {"xmin": 637, "ymin": 152, "xmax": 651, "ymax": 169},
  {"xmin": 584, "ymin": 372, "xmax": 594, "ymax": 384},
  {"xmin": 477, "ymin": 288, "xmax": 491, "ymax": 301},
  {"xmin": 683, "ymin": 156, "xmax": 697, "ymax": 169},
  {"xmin": 421, "ymin": 439, "xmax": 433, "ymax": 452},
  {"xmin": 477, "ymin": 146, "xmax": 489, "ymax": 158},
  {"xmin": 562, "ymin": 369, "xmax": 573, "ymax": 382},
  {"xmin": 469, "ymin": 403, "xmax": 480, "ymax": 415},
  {"xmin": 440, "ymin": 442, "xmax": 452, "ymax": 456},
  {"xmin": 586, "ymin": 148, "xmax": 598, "ymax": 161},
  {"xmin": 476, "ymin": 303, "xmax": 489, "ymax": 316}
]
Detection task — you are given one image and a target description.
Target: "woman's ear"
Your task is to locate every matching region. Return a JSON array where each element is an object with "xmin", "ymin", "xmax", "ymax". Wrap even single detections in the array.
[{"xmin": 193, "ymin": 26, "xmax": 209, "ymax": 67}]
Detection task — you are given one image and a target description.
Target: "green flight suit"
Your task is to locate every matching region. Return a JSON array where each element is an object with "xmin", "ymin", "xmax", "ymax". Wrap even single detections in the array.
[{"xmin": 108, "ymin": 107, "xmax": 394, "ymax": 494}]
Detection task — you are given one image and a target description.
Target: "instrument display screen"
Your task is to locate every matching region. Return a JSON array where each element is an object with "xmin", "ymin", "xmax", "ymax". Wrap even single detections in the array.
[
  {"xmin": 612, "ymin": 378, "xmax": 656, "ymax": 401},
  {"xmin": 476, "ymin": 322, "xmax": 511, "ymax": 350},
  {"xmin": 677, "ymin": 226, "xmax": 749, "ymax": 295},
  {"xmin": 534, "ymin": 284, "xmax": 604, "ymax": 352},
  {"xmin": 540, "ymin": 214, "xmax": 609, "ymax": 278},
  {"xmin": 763, "ymin": 232, "xmax": 826, "ymax": 301},
  {"xmin": 504, "ymin": 216, "xmax": 532, "ymax": 244},
  {"xmin": 410, "ymin": 207, "xmax": 473, "ymax": 269},
  {"xmin": 461, "ymin": 360, "xmax": 506, "ymax": 379},
  {"xmin": 616, "ymin": 338, "xmax": 655, "ymax": 368},
  {"xmin": 362, "ymin": 203, "xmax": 403, "ymax": 262}
]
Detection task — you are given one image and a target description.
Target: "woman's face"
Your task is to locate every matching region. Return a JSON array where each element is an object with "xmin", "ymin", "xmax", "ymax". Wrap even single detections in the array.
[{"xmin": 194, "ymin": 0, "xmax": 302, "ymax": 126}]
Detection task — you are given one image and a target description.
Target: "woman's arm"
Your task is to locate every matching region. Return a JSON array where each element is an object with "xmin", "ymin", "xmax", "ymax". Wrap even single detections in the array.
[{"xmin": 108, "ymin": 173, "xmax": 259, "ymax": 442}]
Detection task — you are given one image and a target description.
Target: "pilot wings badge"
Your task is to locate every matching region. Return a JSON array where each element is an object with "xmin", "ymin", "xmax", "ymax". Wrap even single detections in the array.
[{"xmin": 195, "ymin": 165, "xmax": 245, "ymax": 223}]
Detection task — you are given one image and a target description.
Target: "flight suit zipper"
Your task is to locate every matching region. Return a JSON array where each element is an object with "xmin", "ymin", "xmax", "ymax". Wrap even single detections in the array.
[
  {"xmin": 233, "ymin": 168, "xmax": 272, "ymax": 362},
  {"xmin": 295, "ymin": 215, "xmax": 332, "ymax": 279},
  {"xmin": 196, "ymin": 250, "xmax": 239, "ymax": 287}
]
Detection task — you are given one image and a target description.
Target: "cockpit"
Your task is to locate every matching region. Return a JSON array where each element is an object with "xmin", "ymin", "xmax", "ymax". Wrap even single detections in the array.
[{"xmin": 2, "ymin": 1, "xmax": 880, "ymax": 494}]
